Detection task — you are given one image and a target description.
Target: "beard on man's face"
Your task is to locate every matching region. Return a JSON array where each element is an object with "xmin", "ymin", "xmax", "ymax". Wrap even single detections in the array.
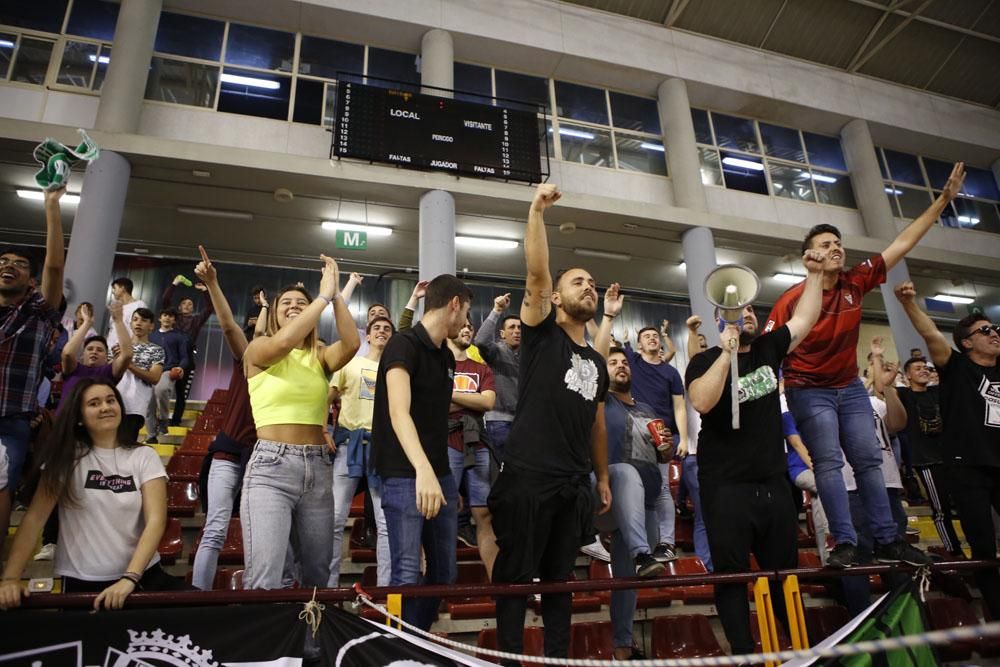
[
  {"xmin": 739, "ymin": 328, "xmax": 758, "ymax": 346},
  {"xmin": 610, "ymin": 377, "xmax": 631, "ymax": 393},
  {"xmin": 560, "ymin": 295, "xmax": 597, "ymax": 322}
]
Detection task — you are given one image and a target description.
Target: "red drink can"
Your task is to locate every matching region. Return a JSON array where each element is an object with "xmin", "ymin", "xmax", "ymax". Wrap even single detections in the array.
[{"xmin": 647, "ymin": 419, "xmax": 672, "ymax": 452}]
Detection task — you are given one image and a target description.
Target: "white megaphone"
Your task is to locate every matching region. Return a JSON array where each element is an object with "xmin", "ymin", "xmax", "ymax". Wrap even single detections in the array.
[{"xmin": 703, "ymin": 264, "xmax": 760, "ymax": 429}]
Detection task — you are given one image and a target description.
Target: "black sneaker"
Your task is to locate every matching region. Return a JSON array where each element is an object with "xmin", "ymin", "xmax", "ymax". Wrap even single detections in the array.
[
  {"xmin": 457, "ymin": 523, "xmax": 478, "ymax": 548},
  {"xmin": 634, "ymin": 553, "xmax": 666, "ymax": 577},
  {"xmin": 874, "ymin": 539, "xmax": 932, "ymax": 566},
  {"xmin": 145, "ymin": 436, "xmax": 158, "ymax": 444},
  {"xmin": 826, "ymin": 543, "xmax": 857, "ymax": 569},
  {"xmin": 652, "ymin": 542, "xmax": 678, "ymax": 563}
]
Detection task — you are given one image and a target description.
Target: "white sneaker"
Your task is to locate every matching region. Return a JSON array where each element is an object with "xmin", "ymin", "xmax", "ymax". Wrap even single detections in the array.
[
  {"xmin": 33, "ymin": 543, "xmax": 56, "ymax": 561},
  {"xmin": 581, "ymin": 537, "xmax": 611, "ymax": 562}
]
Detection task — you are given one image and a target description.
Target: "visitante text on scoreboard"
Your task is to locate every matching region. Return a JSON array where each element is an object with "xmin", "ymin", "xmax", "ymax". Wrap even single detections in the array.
[{"xmin": 333, "ymin": 79, "xmax": 543, "ymax": 184}]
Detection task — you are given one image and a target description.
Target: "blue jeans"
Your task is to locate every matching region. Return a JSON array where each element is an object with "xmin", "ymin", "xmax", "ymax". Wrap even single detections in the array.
[
  {"xmin": 0, "ymin": 415, "xmax": 31, "ymax": 494},
  {"xmin": 485, "ymin": 420, "xmax": 511, "ymax": 463},
  {"xmin": 381, "ymin": 474, "xmax": 459, "ymax": 631},
  {"xmin": 447, "ymin": 446, "xmax": 492, "ymax": 507},
  {"xmin": 682, "ymin": 455, "xmax": 712, "ymax": 571},
  {"xmin": 192, "ymin": 459, "xmax": 241, "ymax": 590},
  {"xmin": 655, "ymin": 462, "xmax": 676, "ymax": 546},
  {"xmin": 595, "ymin": 463, "xmax": 659, "ymax": 649},
  {"xmin": 786, "ymin": 378, "xmax": 897, "ymax": 545},
  {"xmin": 329, "ymin": 443, "xmax": 389, "ymax": 587},
  {"xmin": 240, "ymin": 441, "xmax": 334, "ymax": 590}
]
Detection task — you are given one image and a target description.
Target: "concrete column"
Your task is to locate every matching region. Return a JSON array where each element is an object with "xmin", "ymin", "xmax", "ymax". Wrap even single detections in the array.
[
  {"xmin": 841, "ymin": 119, "xmax": 927, "ymax": 358},
  {"xmin": 420, "ymin": 29, "xmax": 453, "ymax": 98},
  {"xmin": 658, "ymin": 79, "xmax": 708, "ymax": 212},
  {"xmin": 95, "ymin": 0, "xmax": 162, "ymax": 133},
  {"xmin": 419, "ymin": 190, "xmax": 456, "ymax": 283},
  {"xmin": 63, "ymin": 151, "xmax": 131, "ymax": 326},
  {"xmin": 682, "ymin": 226, "xmax": 719, "ymax": 348}
]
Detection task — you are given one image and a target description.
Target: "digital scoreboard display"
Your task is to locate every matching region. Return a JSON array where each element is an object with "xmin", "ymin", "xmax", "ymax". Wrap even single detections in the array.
[{"xmin": 333, "ymin": 79, "xmax": 544, "ymax": 184}]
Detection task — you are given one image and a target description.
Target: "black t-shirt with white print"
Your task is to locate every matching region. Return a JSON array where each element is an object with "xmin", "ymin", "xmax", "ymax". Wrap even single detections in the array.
[
  {"xmin": 897, "ymin": 386, "xmax": 944, "ymax": 467},
  {"xmin": 938, "ymin": 351, "xmax": 1000, "ymax": 467},
  {"xmin": 685, "ymin": 325, "xmax": 791, "ymax": 484},
  {"xmin": 504, "ymin": 309, "xmax": 609, "ymax": 476}
]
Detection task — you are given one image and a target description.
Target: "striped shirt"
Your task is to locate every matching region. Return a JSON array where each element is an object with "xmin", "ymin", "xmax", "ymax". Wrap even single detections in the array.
[
  {"xmin": 0, "ymin": 290, "xmax": 61, "ymax": 416},
  {"xmin": 765, "ymin": 254, "xmax": 885, "ymax": 389}
]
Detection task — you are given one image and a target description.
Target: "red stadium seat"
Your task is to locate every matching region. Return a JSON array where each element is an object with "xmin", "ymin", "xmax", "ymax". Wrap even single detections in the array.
[
  {"xmin": 675, "ymin": 516, "xmax": 694, "ymax": 551},
  {"xmin": 664, "ymin": 556, "xmax": 713, "ymax": 602},
  {"xmin": 179, "ymin": 433, "xmax": 215, "ymax": 454},
  {"xmin": 350, "ymin": 491, "xmax": 364, "ymax": 518},
  {"xmin": 477, "ymin": 627, "xmax": 544, "ymax": 665},
  {"xmin": 167, "ymin": 480, "xmax": 199, "ymax": 517},
  {"xmin": 446, "ymin": 563, "xmax": 494, "ymax": 619},
  {"xmin": 587, "ymin": 560, "xmax": 673, "ymax": 608},
  {"xmin": 750, "ymin": 612, "xmax": 792, "ymax": 652},
  {"xmin": 189, "ymin": 517, "xmax": 243, "ymax": 564},
  {"xmin": 925, "ymin": 597, "xmax": 1000, "ymax": 660},
  {"xmin": 210, "ymin": 567, "xmax": 245, "ymax": 590},
  {"xmin": 569, "ymin": 622, "xmax": 614, "ymax": 659},
  {"xmin": 157, "ymin": 517, "xmax": 183, "ymax": 564},
  {"xmin": 348, "ymin": 517, "xmax": 376, "ymax": 562},
  {"xmin": 796, "ymin": 551, "xmax": 828, "ymax": 596},
  {"xmin": 803, "ymin": 605, "xmax": 850, "ymax": 643},
  {"xmin": 651, "ymin": 614, "xmax": 725, "ymax": 659},
  {"xmin": 165, "ymin": 452, "xmax": 204, "ymax": 481}
]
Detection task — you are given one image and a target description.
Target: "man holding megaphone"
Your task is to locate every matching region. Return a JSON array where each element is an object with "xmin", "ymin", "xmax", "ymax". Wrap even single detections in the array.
[{"xmin": 684, "ymin": 248, "xmax": 825, "ymax": 657}]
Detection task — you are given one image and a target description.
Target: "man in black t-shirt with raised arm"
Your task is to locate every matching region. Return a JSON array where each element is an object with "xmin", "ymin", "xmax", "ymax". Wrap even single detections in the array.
[
  {"xmin": 684, "ymin": 249, "xmax": 825, "ymax": 657},
  {"xmin": 372, "ymin": 274, "xmax": 472, "ymax": 632},
  {"xmin": 489, "ymin": 183, "xmax": 611, "ymax": 663},
  {"xmin": 894, "ymin": 281, "xmax": 1000, "ymax": 617}
]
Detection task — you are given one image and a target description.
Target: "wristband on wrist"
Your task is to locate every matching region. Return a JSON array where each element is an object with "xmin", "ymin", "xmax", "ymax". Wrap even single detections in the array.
[
  {"xmin": 316, "ymin": 295, "xmax": 332, "ymax": 306},
  {"xmin": 603, "ymin": 312, "xmax": 616, "ymax": 319}
]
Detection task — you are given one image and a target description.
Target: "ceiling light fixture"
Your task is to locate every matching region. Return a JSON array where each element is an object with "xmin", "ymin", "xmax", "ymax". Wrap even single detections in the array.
[
  {"xmin": 884, "ymin": 187, "xmax": 903, "ymax": 195},
  {"xmin": 932, "ymin": 293, "xmax": 974, "ymax": 304},
  {"xmin": 17, "ymin": 189, "xmax": 80, "ymax": 205},
  {"xmin": 456, "ymin": 235, "xmax": 518, "ymax": 250},
  {"xmin": 549, "ymin": 127, "xmax": 595, "ymax": 140},
  {"xmin": 640, "ymin": 142, "xmax": 665, "ymax": 152},
  {"xmin": 721, "ymin": 156, "xmax": 764, "ymax": 171},
  {"xmin": 574, "ymin": 248, "xmax": 631, "ymax": 262},
  {"xmin": 321, "ymin": 221, "xmax": 393, "ymax": 237},
  {"xmin": 177, "ymin": 206, "xmax": 253, "ymax": 221},
  {"xmin": 0, "ymin": 40, "xmax": 15, "ymax": 49},
  {"xmin": 772, "ymin": 272, "xmax": 806, "ymax": 284},
  {"xmin": 678, "ymin": 262, "xmax": 687, "ymax": 270},
  {"xmin": 957, "ymin": 215, "xmax": 980, "ymax": 225},
  {"xmin": 220, "ymin": 73, "xmax": 280, "ymax": 90},
  {"xmin": 88, "ymin": 54, "xmax": 110, "ymax": 64},
  {"xmin": 811, "ymin": 173, "xmax": 838, "ymax": 184}
]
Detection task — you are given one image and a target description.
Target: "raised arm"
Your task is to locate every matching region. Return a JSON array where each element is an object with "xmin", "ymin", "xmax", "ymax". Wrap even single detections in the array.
[
  {"xmin": 399, "ymin": 280, "xmax": 429, "ymax": 331},
  {"xmin": 882, "ymin": 162, "xmax": 964, "ymax": 270},
  {"xmin": 340, "ymin": 272, "xmax": 363, "ymax": 303},
  {"xmin": 244, "ymin": 255, "xmax": 341, "ymax": 369},
  {"xmin": 253, "ymin": 291, "xmax": 268, "ymax": 339},
  {"xmin": 784, "ymin": 249, "xmax": 826, "ymax": 352},
  {"xmin": 688, "ymin": 325, "xmax": 738, "ymax": 414},
  {"xmin": 61, "ymin": 304, "xmax": 94, "ymax": 375},
  {"xmin": 189, "ymin": 283, "xmax": 215, "ymax": 335},
  {"xmin": 108, "ymin": 301, "xmax": 133, "ymax": 379},
  {"xmin": 871, "ymin": 339, "xmax": 907, "ymax": 433},
  {"xmin": 322, "ymin": 284, "xmax": 361, "ymax": 374},
  {"xmin": 521, "ymin": 184, "xmax": 559, "ymax": 326},
  {"xmin": 685, "ymin": 316, "xmax": 703, "ymax": 360},
  {"xmin": 474, "ymin": 299, "xmax": 505, "ymax": 361},
  {"xmin": 893, "ymin": 282, "xmax": 952, "ymax": 369},
  {"xmin": 660, "ymin": 320, "xmax": 677, "ymax": 363},
  {"xmin": 195, "ymin": 245, "xmax": 248, "ymax": 358},
  {"xmin": 386, "ymin": 366, "xmax": 445, "ymax": 519},
  {"xmin": 40, "ymin": 187, "xmax": 66, "ymax": 308},
  {"xmin": 594, "ymin": 283, "xmax": 622, "ymax": 358}
]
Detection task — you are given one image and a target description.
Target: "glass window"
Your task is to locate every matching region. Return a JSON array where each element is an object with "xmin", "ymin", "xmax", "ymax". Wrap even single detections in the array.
[
  {"xmin": 875, "ymin": 148, "xmax": 888, "ymax": 179},
  {"xmin": 920, "ymin": 157, "xmax": 953, "ymax": 190},
  {"xmin": 885, "ymin": 190, "xmax": 902, "ymax": 217},
  {"xmin": 691, "ymin": 109, "xmax": 713, "ymax": 145},
  {"xmin": 293, "ymin": 78, "xmax": 324, "ymax": 125},
  {"xmin": 0, "ymin": 33, "xmax": 16, "ymax": 79},
  {"xmin": 225, "ymin": 23, "xmax": 294, "ymax": 72},
  {"xmin": 494, "ymin": 69, "xmax": 548, "ymax": 109},
  {"xmin": 154, "ymin": 12, "xmax": 225, "ymax": 61},
  {"xmin": 10, "ymin": 37, "xmax": 54, "ymax": 85},
  {"xmin": 65, "ymin": 0, "xmax": 118, "ymax": 41},
  {"xmin": 557, "ymin": 123, "xmax": 613, "ymax": 167},
  {"xmin": 0, "ymin": 1, "xmax": 69, "ymax": 33},
  {"xmin": 711, "ymin": 113, "xmax": 759, "ymax": 153},
  {"xmin": 92, "ymin": 44, "xmax": 109, "ymax": 90},
  {"xmin": 759, "ymin": 123, "xmax": 805, "ymax": 164},
  {"xmin": 145, "ymin": 57, "xmax": 218, "ymax": 107},
  {"xmin": 218, "ymin": 67, "xmax": 291, "ymax": 120},
  {"xmin": 554, "ymin": 81, "xmax": 608, "ymax": 125},
  {"xmin": 883, "ymin": 149, "xmax": 924, "ymax": 186},
  {"xmin": 698, "ymin": 147, "xmax": 723, "ymax": 186},
  {"xmin": 299, "ymin": 36, "xmax": 363, "ymax": 80},
  {"xmin": 56, "ymin": 40, "xmax": 98, "ymax": 88},
  {"xmin": 803, "ymin": 132, "xmax": 847, "ymax": 171},
  {"xmin": 540, "ymin": 118, "xmax": 553, "ymax": 159},
  {"xmin": 813, "ymin": 170, "xmax": 856, "ymax": 208},
  {"xmin": 950, "ymin": 197, "xmax": 986, "ymax": 230},
  {"xmin": 720, "ymin": 150, "xmax": 768, "ymax": 194},
  {"xmin": 896, "ymin": 186, "xmax": 932, "ymax": 219},
  {"xmin": 768, "ymin": 163, "xmax": 815, "ymax": 202},
  {"xmin": 963, "ymin": 166, "xmax": 1000, "ymax": 201},
  {"xmin": 366, "ymin": 47, "xmax": 419, "ymax": 86},
  {"xmin": 615, "ymin": 135, "xmax": 667, "ymax": 176},
  {"xmin": 609, "ymin": 92, "xmax": 660, "ymax": 134},
  {"xmin": 454, "ymin": 62, "xmax": 491, "ymax": 103}
]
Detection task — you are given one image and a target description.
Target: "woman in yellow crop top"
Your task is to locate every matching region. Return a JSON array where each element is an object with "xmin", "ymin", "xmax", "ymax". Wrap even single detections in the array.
[{"xmin": 240, "ymin": 255, "xmax": 359, "ymax": 590}]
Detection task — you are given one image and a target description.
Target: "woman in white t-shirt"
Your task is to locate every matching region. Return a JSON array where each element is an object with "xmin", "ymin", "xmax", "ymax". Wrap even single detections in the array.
[{"xmin": 0, "ymin": 378, "xmax": 174, "ymax": 610}]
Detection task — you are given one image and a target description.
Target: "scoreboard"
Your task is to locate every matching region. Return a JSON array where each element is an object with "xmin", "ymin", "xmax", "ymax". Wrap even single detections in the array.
[{"xmin": 333, "ymin": 79, "xmax": 544, "ymax": 184}]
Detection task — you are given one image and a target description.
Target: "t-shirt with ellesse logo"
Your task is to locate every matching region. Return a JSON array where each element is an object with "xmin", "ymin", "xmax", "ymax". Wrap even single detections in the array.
[{"xmin": 765, "ymin": 255, "xmax": 885, "ymax": 389}]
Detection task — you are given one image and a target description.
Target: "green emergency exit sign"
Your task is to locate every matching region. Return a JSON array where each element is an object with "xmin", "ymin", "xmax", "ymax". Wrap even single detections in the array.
[{"xmin": 335, "ymin": 229, "xmax": 367, "ymax": 250}]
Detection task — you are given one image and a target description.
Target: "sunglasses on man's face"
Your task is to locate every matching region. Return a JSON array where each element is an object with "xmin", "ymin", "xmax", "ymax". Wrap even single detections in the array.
[{"xmin": 965, "ymin": 323, "xmax": 1000, "ymax": 339}]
